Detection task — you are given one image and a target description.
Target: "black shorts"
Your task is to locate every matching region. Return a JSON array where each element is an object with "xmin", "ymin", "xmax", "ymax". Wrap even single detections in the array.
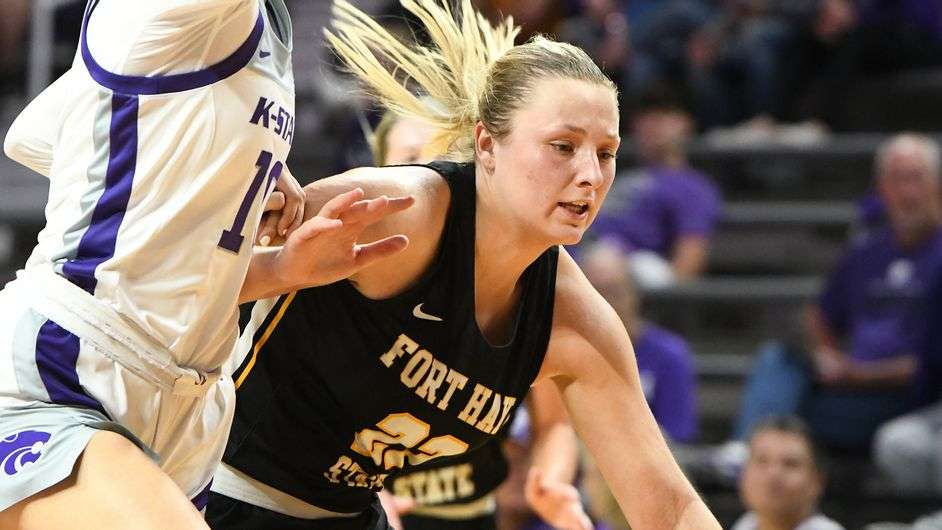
[
  {"xmin": 207, "ymin": 492, "xmax": 392, "ymax": 530},
  {"xmin": 400, "ymin": 513, "xmax": 497, "ymax": 530}
]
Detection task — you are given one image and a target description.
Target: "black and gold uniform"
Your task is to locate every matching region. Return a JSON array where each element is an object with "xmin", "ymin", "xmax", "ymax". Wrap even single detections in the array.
[
  {"xmin": 207, "ymin": 161, "xmax": 558, "ymax": 529},
  {"xmin": 390, "ymin": 428, "xmax": 510, "ymax": 530}
]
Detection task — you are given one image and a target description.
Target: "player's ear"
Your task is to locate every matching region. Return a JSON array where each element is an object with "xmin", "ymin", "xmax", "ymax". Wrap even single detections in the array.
[{"xmin": 474, "ymin": 122, "xmax": 495, "ymax": 173}]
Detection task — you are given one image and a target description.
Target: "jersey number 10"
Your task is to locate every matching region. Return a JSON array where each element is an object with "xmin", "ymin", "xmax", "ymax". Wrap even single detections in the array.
[{"xmin": 218, "ymin": 150, "xmax": 283, "ymax": 254}]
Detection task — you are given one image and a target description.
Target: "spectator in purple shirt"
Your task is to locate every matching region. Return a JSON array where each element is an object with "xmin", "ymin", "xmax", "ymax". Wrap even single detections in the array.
[
  {"xmin": 583, "ymin": 91, "xmax": 721, "ymax": 288},
  {"xmin": 591, "ymin": 270, "xmax": 699, "ymax": 442},
  {"xmin": 728, "ymin": 134, "xmax": 942, "ymax": 455}
]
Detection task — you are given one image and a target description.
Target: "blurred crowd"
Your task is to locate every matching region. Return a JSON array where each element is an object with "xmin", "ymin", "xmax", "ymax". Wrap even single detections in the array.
[{"xmin": 4, "ymin": 0, "xmax": 942, "ymax": 529}]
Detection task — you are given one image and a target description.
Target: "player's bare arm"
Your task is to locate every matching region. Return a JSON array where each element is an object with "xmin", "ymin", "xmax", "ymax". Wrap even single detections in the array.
[{"xmin": 538, "ymin": 249, "xmax": 721, "ymax": 530}]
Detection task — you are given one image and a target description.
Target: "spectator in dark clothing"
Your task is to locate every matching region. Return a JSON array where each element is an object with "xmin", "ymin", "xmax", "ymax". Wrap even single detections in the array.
[
  {"xmin": 558, "ymin": 0, "xmax": 631, "ymax": 105},
  {"xmin": 728, "ymin": 134, "xmax": 942, "ymax": 455},
  {"xmin": 788, "ymin": 0, "xmax": 942, "ymax": 128},
  {"xmin": 583, "ymin": 92, "xmax": 721, "ymax": 288},
  {"xmin": 622, "ymin": 0, "xmax": 715, "ymax": 110},
  {"xmin": 686, "ymin": 0, "xmax": 796, "ymax": 128}
]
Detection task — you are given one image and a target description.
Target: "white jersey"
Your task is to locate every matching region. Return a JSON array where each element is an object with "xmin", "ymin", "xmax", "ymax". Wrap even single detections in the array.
[{"xmin": 3, "ymin": 0, "xmax": 295, "ymax": 372}]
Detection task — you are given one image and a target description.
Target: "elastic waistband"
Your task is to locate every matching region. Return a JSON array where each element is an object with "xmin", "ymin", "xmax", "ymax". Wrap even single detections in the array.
[
  {"xmin": 408, "ymin": 494, "xmax": 497, "ymax": 520},
  {"xmin": 211, "ymin": 463, "xmax": 360, "ymax": 520},
  {"xmin": 14, "ymin": 266, "xmax": 219, "ymax": 398}
]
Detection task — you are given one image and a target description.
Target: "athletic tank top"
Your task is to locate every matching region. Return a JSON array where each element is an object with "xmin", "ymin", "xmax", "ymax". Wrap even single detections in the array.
[
  {"xmin": 386, "ymin": 430, "xmax": 509, "ymax": 509},
  {"xmin": 225, "ymin": 161, "xmax": 559, "ymax": 513},
  {"xmin": 6, "ymin": 0, "xmax": 294, "ymax": 371}
]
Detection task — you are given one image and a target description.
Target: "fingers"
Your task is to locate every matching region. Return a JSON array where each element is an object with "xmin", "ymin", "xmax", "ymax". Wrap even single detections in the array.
[
  {"xmin": 276, "ymin": 168, "xmax": 305, "ymax": 237},
  {"xmin": 264, "ymin": 191, "xmax": 286, "ymax": 212},
  {"xmin": 572, "ymin": 508, "xmax": 594, "ymax": 530},
  {"xmin": 552, "ymin": 505, "xmax": 593, "ymax": 530},
  {"xmin": 524, "ymin": 467, "xmax": 542, "ymax": 502},
  {"xmin": 526, "ymin": 468, "xmax": 591, "ymax": 530},
  {"xmin": 292, "ymin": 215, "xmax": 344, "ymax": 242},
  {"xmin": 318, "ymin": 187, "xmax": 365, "ymax": 219},
  {"xmin": 353, "ymin": 235, "xmax": 409, "ymax": 267},
  {"xmin": 257, "ymin": 213, "xmax": 281, "ymax": 246},
  {"xmin": 340, "ymin": 195, "xmax": 415, "ymax": 227},
  {"xmin": 392, "ymin": 496, "xmax": 417, "ymax": 515}
]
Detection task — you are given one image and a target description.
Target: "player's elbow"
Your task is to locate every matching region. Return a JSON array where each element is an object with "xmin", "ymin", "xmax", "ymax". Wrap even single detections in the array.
[
  {"xmin": 4, "ymin": 122, "xmax": 53, "ymax": 177},
  {"xmin": 3, "ymin": 125, "xmax": 23, "ymax": 163}
]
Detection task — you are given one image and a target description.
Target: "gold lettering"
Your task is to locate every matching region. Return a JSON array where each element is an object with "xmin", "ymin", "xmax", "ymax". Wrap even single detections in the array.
[
  {"xmin": 475, "ymin": 392, "xmax": 502, "ymax": 433},
  {"xmin": 437, "ymin": 369, "xmax": 468, "ymax": 411},
  {"xmin": 458, "ymin": 384, "xmax": 492, "ymax": 426},
  {"xmin": 400, "ymin": 349, "xmax": 433, "ymax": 388},
  {"xmin": 437, "ymin": 466, "xmax": 457, "ymax": 502},
  {"xmin": 415, "ymin": 359, "xmax": 448, "ymax": 404},
  {"xmin": 411, "ymin": 472, "xmax": 429, "ymax": 504},
  {"xmin": 493, "ymin": 396, "xmax": 518, "ymax": 434},
  {"xmin": 392, "ymin": 477, "xmax": 411, "ymax": 499},
  {"xmin": 380, "ymin": 334, "xmax": 419, "ymax": 367},
  {"xmin": 424, "ymin": 468, "xmax": 444, "ymax": 504},
  {"xmin": 323, "ymin": 455, "xmax": 352, "ymax": 484},
  {"xmin": 455, "ymin": 463, "xmax": 475, "ymax": 498}
]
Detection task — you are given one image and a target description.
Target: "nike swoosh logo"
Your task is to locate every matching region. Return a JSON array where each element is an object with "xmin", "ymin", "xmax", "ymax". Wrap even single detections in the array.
[
  {"xmin": 259, "ymin": 50, "xmax": 271, "ymax": 58},
  {"xmin": 413, "ymin": 303, "xmax": 443, "ymax": 322}
]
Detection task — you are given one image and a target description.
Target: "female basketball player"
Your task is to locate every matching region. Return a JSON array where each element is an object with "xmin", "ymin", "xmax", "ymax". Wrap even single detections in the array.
[
  {"xmin": 368, "ymin": 111, "xmax": 588, "ymax": 530},
  {"xmin": 207, "ymin": 1, "xmax": 721, "ymax": 529},
  {"xmin": 0, "ymin": 1, "xmax": 411, "ymax": 529}
]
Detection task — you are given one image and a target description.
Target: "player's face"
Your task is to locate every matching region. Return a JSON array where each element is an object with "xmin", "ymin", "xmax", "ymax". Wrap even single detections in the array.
[
  {"xmin": 739, "ymin": 430, "xmax": 822, "ymax": 522},
  {"xmin": 488, "ymin": 78, "xmax": 619, "ymax": 246},
  {"xmin": 385, "ymin": 118, "xmax": 439, "ymax": 165}
]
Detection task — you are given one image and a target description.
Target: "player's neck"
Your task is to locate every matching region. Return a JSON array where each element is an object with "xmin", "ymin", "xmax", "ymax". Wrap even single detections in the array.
[{"xmin": 474, "ymin": 207, "xmax": 547, "ymax": 292}]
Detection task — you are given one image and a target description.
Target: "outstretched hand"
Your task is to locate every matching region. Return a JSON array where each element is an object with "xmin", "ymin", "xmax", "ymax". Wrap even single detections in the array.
[
  {"xmin": 525, "ymin": 468, "xmax": 593, "ymax": 530},
  {"xmin": 272, "ymin": 187, "xmax": 414, "ymax": 289}
]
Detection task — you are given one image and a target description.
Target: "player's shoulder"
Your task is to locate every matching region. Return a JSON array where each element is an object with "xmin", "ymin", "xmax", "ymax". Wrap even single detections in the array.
[
  {"xmin": 338, "ymin": 165, "xmax": 447, "ymax": 201},
  {"xmin": 550, "ymin": 250, "xmax": 625, "ymax": 348},
  {"xmin": 541, "ymin": 248, "xmax": 633, "ymax": 381}
]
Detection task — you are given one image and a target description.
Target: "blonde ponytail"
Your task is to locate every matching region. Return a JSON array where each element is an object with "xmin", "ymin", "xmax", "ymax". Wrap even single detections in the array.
[
  {"xmin": 326, "ymin": 0, "xmax": 516, "ymax": 161},
  {"xmin": 326, "ymin": 0, "xmax": 616, "ymax": 162}
]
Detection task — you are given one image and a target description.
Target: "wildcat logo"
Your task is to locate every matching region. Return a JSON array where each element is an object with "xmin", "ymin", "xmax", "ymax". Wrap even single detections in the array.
[{"xmin": 1, "ymin": 430, "xmax": 51, "ymax": 476}]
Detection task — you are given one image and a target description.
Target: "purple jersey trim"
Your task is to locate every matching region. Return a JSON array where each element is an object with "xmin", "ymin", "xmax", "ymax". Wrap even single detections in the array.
[
  {"xmin": 191, "ymin": 479, "xmax": 214, "ymax": 511},
  {"xmin": 35, "ymin": 320, "xmax": 107, "ymax": 416},
  {"xmin": 80, "ymin": 0, "xmax": 263, "ymax": 95},
  {"xmin": 62, "ymin": 94, "xmax": 139, "ymax": 293}
]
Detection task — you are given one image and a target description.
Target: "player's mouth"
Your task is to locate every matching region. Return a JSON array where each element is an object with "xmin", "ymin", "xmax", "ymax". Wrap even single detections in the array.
[{"xmin": 558, "ymin": 200, "xmax": 590, "ymax": 218}]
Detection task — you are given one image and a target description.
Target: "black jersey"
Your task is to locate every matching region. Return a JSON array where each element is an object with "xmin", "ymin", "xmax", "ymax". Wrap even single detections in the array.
[
  {"xmin": 386, "ymin": 429, "xmax": 508, "ymax": 508},
  {"xmin": 224, "ymin": 161, "xmax": 559, "ymax": 514}
]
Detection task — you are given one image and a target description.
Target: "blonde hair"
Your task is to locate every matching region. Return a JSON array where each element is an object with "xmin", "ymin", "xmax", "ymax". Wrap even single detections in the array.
[
  {"xmin": 369, "ymin": 96, "xmax": 447, "ymax": 165},
  {"xmin": 369, "ymin": 111, "xmax": 400, "ymax": 165},
  {"xmin": 326, "ymin": 0, "xmax": 616, "ymax": 162}
]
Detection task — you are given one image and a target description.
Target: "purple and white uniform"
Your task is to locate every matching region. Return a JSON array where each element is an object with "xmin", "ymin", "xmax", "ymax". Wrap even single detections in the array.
[{"xmin": 0, "ymin": 0, "xmax": 293, "ymax": 511}]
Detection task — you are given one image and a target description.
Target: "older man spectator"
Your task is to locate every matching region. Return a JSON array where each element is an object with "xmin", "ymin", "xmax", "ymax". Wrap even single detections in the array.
[
  {"xmin": 733, "ymin": 417, "xmax": 845, "ymax": 530},
  {"xmin": 723, "ymin": 134, "xmax": 942, "ymax": 459}
]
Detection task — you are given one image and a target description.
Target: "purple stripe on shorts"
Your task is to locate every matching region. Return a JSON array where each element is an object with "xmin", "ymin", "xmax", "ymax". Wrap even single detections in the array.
[
  {"xmin": 62, "ymin": 93, "xmax": 139, "ymax": 293},
  {"xmin": 35, "ymin": 320, "xmax": 107, "ymax": 416},
  {"xmin": 80, "ymin": 0, "xmax": 263, "ymax": 95},
  {"xmin": 192, "ymin": 479, "xmax": 214, "ymax": 511}
]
